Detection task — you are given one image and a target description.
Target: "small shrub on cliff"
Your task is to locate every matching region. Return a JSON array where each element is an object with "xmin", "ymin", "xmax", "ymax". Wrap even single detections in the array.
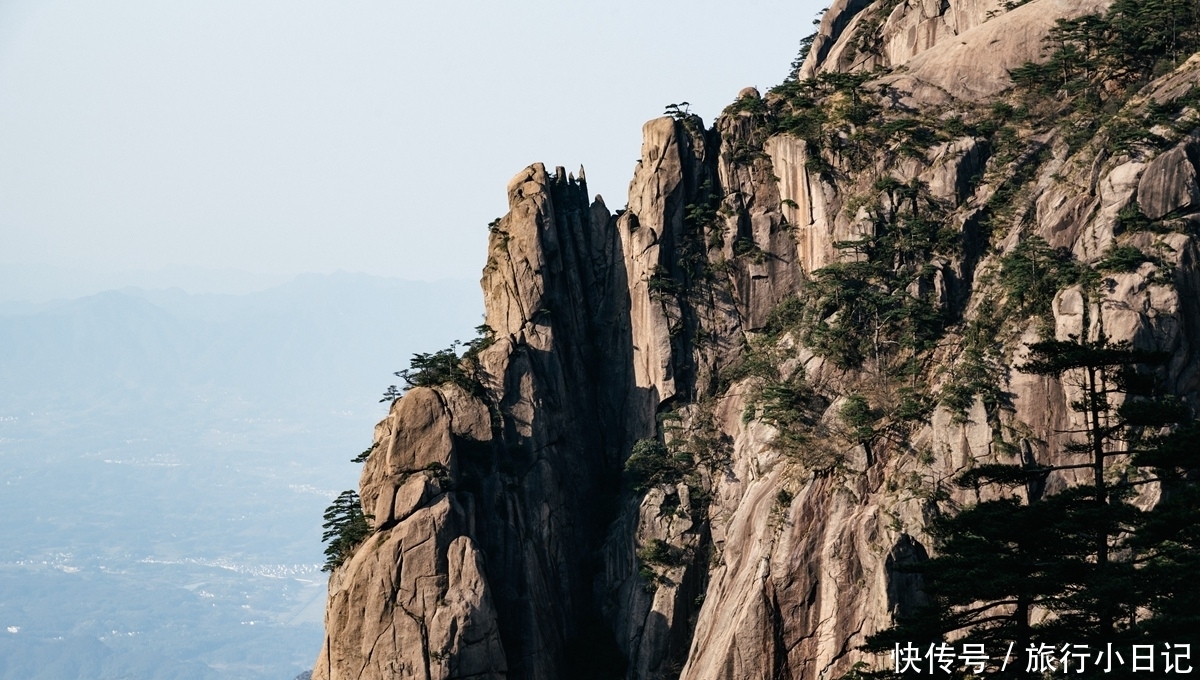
[
  {"xmin": 321, "ymin": 490, "xmax": 372, "ymax": 572},
  {"xmin": 624, "ymin": 438, "xmax": 677, "ymax": 492},
  {"xmin": 1117, "ymin": 201, "xmax": 1155, "ymax": 233},
  {"xmin": 937, "ymin": 302, "xmax": 1009, "ymax": 425},
  {"xmin": 381, "ymin": 324, "xmax": 495, "ymax": 402},
  {"xmin": 790, "ymin": 178, "xmax": 954, "ymax": 371},
  {"xmin": 636, "ymin": 538, "xmax": 677, "ymax": 567},
  {"xmin": 351, "ymin": 442, "xmax": 377, "ymax": 464},
  {"xmin": 1097, "ymin": 244, "xmax": 1152, "ymax": 272},
  {"xmin": 997, "ymin": 236, "xmax": 1088, "ymax": 320},
  {"xmin": 775, "ymin": 488, "xmax": 794, "ymax": 508},
  {"xmin": 894, "ymin": 387, "xmax": 935, "ymax": 423},
  {"xmin": 757, "ymin": 376, "xmax": 827, "ymax": 443}
]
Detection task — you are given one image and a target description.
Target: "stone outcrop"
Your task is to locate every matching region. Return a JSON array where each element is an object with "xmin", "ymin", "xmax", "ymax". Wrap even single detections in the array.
[
  {"xmin": 805, "ymin": 0, "xmax": 1114, "ymax": 104},
  {"xmin": 315, "ymin": 2, "xmax": 1200, "ymax": 678},
  {"xmin": 316, "ymin": 386, "xmax": 506, "ymax": 680}
]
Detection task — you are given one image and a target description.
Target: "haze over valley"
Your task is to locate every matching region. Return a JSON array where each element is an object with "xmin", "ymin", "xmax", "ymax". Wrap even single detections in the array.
[{"xmin": 0, "ymin": 272, "xmax": 479, "ymax": 679}]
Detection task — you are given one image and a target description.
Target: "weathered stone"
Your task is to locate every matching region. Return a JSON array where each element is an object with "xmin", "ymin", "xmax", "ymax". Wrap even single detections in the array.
[
  {"xmin": 1137, "ymin": 140, "xmax": 1200, "ymax": 220},
  {"xmin": 875, "ymin": 0, "xmax": 1113, "ymax": 103},
  {"xmin": 1075, "ymin": 160, "xmax": 1146, "ymax": 262},
  {"xmin": 923, "ymin": 136, "xmax": 986, "ymax": 206},
  {"xmin": 765, "ymin": 134, "xmax": 847, "ymax": 274}
]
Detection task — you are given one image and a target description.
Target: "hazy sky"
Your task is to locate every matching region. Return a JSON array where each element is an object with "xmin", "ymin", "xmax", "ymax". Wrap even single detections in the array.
[{"xmin": 0, "ymin": 0, "xmax": 824, "ymax": 286}]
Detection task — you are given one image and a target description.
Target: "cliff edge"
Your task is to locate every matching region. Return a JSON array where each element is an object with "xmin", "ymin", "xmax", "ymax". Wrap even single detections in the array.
[{"xmin": 314, "ymin": 1, "xmax": 1200, "ymax": 677}]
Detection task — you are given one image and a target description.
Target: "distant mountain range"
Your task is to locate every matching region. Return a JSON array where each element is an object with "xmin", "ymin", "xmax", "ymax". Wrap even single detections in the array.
[
  {"xmin": 0, "ymin": 272, "xmax": 481, "ymax": 679},
  {"xmin": 0, "ymin": 272, "xmax": 482, "ymax": 415}
]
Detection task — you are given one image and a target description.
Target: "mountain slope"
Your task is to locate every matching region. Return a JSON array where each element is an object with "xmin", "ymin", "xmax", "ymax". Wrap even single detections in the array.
[{"xmin": 313, "ymin": 1, "xmax": 1200, "ymax": 678}]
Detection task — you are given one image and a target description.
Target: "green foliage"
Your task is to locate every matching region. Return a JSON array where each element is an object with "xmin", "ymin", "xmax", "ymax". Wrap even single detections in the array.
[
  {"xmin": 1146, "ymin": 84, "xmax": 1200, "ymax": 133},
  {"xmin": 1019, "ymin": 337, "xmax": 1169, "ymax": 377},
  {"xmin": 351, "ymin": 442, "xmax": 377, "ymax": 464},
  {"xmin": 1107, "ymin": 0, "xmax": 1200, "ymax": 72},
  {"xmin": 723, "ymin": 91, "xmax": 767, "ymax": 116},
  {"xmin": 423, "ymin": 461, "xmax": 452, "ymax": 487},
  {"xmin": 1096, "ymin": 244, "xmax": 1152, "ymax": 272},
  {"xmin": 663, "ymin": 102, "xmax": 691, "ymax": 120},
  {"xmin": 321, "ymin": 490, "xmax": 373, "ymax": 572},
  {"xmin": 391, "ymin": 347, "xmax": 463, "ymax": 392},
  {"xmin": 722, "ymin": 344, "xmax": 779, "ymax": 385},
  {"xmin": 775, "ymin": 488, "xmax": 794, "ymax": 508},
  {"xmin": 758, "ymin": 376, "xmax": 827, "ymax": 437},
  {"xmin": 383, "ymin": 324, "xmax": 495, "ymax": 401},
  {"xmin": 797, "ymin": 180, "xmax": 952, "ymax": 369},
  {"xmin": 877, "ymin": 118, "xmax": 938, "ymax": 158},
  {"xmin": 1013, "ymin": 14, "xmax": 1110, "ymax": 99},
  {"xmin": 732, "ymin": 237, "xmax": 768, "ymax": 264},
  {"xmin": 685, "ymin": 182, "xmax": 721, "ymax": 239},
  {"xmin": 719, "ymin": 296, "xmax": 803, "ymax": 387},
  {"xmin": 997, "ymin": 236, "xmax": 1089, "ymax": 320},
  {"xmin": 665, "ymin": 101, "xmax": 706, "ymax": 138},
  {"xmin": 1117, "ymin": 201, "xmax": 1155, "ymax": 233},
  {"xmin": 640, "ymin": 174, "xmax": 728, "ymax": 363},
  {"xmin": 762, "ymin": 295, "xmax": 806, "ymax": 335},
  {"xmin": 848, "ymin": 0, "xmax": 905, "ymax": 61},
  {"xmin": 938, "ymin": 305, "xmax": 1008, "ymax": 424},
  {"xmin": 1107, "ymin": 115, "xmax": 1169, "ymax": 154},
  {"xmin": 636, "ymin": 538, "xmax": 677, "ymax": 567},
  {"xmin": 790, "ymin": 32, "xmax": 817, "ymax": 77},
  {"xmin": 840, "ymin": 393, "xmax": 879, "ymax": 465},
  {"xmin": 765, "ymin": 71, "xmax": 878, "ymax": 164},
  {"xmin": 839, "ymin": 394, "xmax": 875, "ymax": 443},
  {"xmin": 744, "ymin": 370, "xmax": 839, "ymax": 470},
  {"xmin": 624, "ymin": 438, "xmax": 683, "ymax": 492},
  {"xmin": 835, "ymin": 661, "xmax": 890, "ymax": 680},
  {"xmin": 1012, "ymin": 0, "xmax": 1200, "ymax": 106},
  {"xmin": 977, "ymin": 143, "xmax": 1050, "ymax": 240},
  {"xmin": 647, "ymin": 265, "xmax": 683, "ymax": 299},
  {"xmin": 869, "ymin": 336, "xmax": 1198, "ymax": 665},
  {"xmin": 893, "ymin": 387, "xmax": 935, "ymax": 423}
]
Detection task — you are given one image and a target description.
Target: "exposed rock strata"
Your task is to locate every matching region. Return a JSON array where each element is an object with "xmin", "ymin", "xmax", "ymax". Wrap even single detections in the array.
[{"xmin": 316, "ymin": 2, "xmax": 1200, "ymax": 678}]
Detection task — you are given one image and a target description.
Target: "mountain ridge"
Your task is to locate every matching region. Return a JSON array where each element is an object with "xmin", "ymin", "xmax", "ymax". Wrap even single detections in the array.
[{"xmin": 314, "ymin": 1, "xmax": 1200, "ymax": 677}]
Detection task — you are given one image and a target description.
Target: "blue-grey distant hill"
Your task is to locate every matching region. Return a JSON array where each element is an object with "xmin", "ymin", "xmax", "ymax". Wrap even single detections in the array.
[
  {"xmin": 0, "ymin": 272, "xmax": 482, "ymax": 415},
  {"xmin": 0, "ymin": 272, "xmax": 480, "ymax": 680}
]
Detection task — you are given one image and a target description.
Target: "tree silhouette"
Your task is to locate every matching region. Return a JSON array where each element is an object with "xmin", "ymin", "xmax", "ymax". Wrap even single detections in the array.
[
  {"xmin": 864, "ymin": 335, "xmax": 1196, "ymax": 676},
  {"xmin": 321, "ymin": 490, "xmax": 372, "ymax": 572}
]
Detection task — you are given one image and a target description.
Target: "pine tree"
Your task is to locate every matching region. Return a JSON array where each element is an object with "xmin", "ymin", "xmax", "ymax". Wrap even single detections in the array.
[
  {"xmin": 863, "ymin": 335, "xmax": 1195, "ymax": 676},
  {"xmin": 321, "ymin": 490, "xmax": 373, "ymax": 572},
  {"xmin": 1127, "ymin": 422, "xmax": 1200, "ymax": 643}
]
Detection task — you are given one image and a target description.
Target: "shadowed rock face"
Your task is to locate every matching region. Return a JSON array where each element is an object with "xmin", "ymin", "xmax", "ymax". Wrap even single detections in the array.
[
  {"xmin": 315, "ymin": 3, "xmax": 1200, "ymax": 678},
  {"xmin": 315, "ymin": 164, "xmax": 638, "ymax": 680}
]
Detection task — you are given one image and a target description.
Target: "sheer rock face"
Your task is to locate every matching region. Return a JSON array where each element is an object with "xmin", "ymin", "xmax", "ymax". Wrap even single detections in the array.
[
  {"xmin": 805, "ymin": 0, "xmax": 1113, "ymax": 103},
  {"xmin": 316, "ymin": 5, "xmax": 1200, "ymax": 680},
  {"xmin": 316, "ymin": 163, "xmax": 635, "ymax": 679},
  {"xmin": 315, "ymin": 386, "xmax": 506, "ymax": 680},
  {"xmin": 1138, "ymin": 138, "xmax": 1200, "ymax": 220},
  {"xmin": 814, "ymin": 0, "xmax": 1006, "ymax": 77},
  {"xmin": 876, "ymin": 0, "xmax": 1112, "ymax": 103}
]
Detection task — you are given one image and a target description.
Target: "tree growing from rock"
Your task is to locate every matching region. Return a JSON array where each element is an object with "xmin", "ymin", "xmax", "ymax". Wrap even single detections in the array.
[
  {"xmin": 321, "ymin": 490, "xmax": 372, "ymax": 572},
  {"xmin": 864, "ymin": 334, "xmax": 1198, "ymax": 675}
]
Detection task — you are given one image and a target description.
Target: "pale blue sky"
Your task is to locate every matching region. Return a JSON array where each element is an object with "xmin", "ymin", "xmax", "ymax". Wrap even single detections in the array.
[{"xmin": 0, "ymin": 0, "xmax": 825, "ymax": 289}]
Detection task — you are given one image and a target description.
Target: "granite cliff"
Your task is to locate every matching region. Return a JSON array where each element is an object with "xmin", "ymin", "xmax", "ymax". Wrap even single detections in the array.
[{"xmin": 314, "ymin": 0, "xmax": 1200, "ymax": 677}]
